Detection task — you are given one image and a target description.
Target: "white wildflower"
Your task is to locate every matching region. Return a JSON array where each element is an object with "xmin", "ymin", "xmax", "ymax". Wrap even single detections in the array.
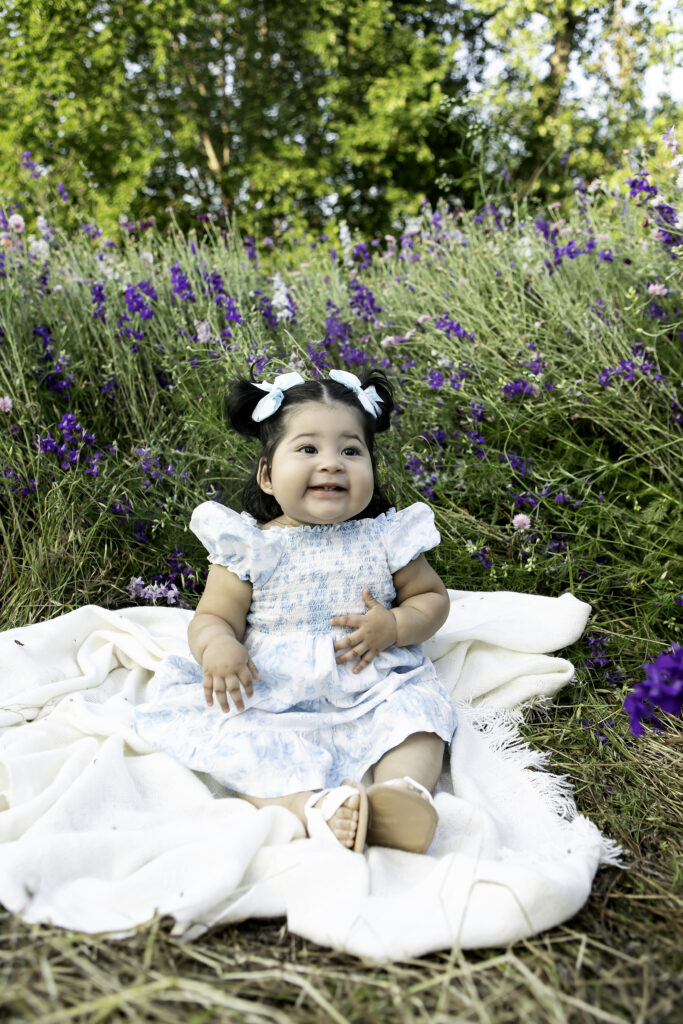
[
  {"xmin": 271, "ymin": 272, "xmax": 293, "ymax": 321},
  {"xmin": 194, "ymin": 319, "xmax": 213, "ymax": 343},
  {"xmin": 403, "ymin": 216, "xmax": 422, "ymax": 236},
  {"xmin": 28, "ymin": 236, "xmax": 50, "ymax": 261}
]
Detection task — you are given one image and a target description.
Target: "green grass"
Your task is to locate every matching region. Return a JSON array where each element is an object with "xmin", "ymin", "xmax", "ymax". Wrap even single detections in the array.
[{"xmin": 1, "ymin": 165, "xmax": 682, "ymax": 1021}]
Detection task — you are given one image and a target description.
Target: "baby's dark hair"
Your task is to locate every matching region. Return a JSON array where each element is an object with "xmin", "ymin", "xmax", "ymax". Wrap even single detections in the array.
[{"xmin": 225, "ymin": 368, "xmax": 395, "ymax": 522}]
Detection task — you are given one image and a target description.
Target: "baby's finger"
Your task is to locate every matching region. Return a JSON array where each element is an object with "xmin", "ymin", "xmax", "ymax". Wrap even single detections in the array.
[
  {"xmin": 334, "ymin": 636, "xmax": 361, "ymax": 659},
  {"xmin": 335, "ymin": 648, "xmax": 355, "ymax": 664},
  {"xmin": 333, "ymin": 628, "xmax": 362, "ymax": 651},
  {"xmin": 203, "ymin": 674, "xmax": 215, "ymax": 706},
  {"xmin": 330, "ymin": 613, "xmax": 363, "ymax": 629},
  {"xmin": 225, "ymin": 677, "xmax": 246, "ymax": 712},
  {"xmin": 336, "ymin": 642, "xmax": 368, "ymax": 665},
  {"xmin": 237, "ymin": 665, "xmax": 254, "ymax": 699},
  {"xmin": 247, "ymin": 658, "xmax": 260, "ymax": 681},
  {"xmin": 214, "ymin": 679, "xmax": 232, "ymax": 713},
  {"xmin": 352, "ymin": 648, "xmax": 377, "ymax": 674}
]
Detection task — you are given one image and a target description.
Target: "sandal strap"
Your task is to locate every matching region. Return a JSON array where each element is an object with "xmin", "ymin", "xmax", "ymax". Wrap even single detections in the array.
[
  {"xmin": 379, "ymin": 776, "xmax": 435, "ymax": 808},
  {"xmin": 304, "ymin": 784, "xmax": 359, "ymax": 843}
]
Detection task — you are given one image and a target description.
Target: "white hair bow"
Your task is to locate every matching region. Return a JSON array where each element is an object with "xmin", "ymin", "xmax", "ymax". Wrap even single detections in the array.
[
  {"xmin": 252, "ymin": 371, "xmax": 305, "ymax": 421},
  {"xmin": 329, "ymin": 369, "xmax": 383, "ymax": 418}
]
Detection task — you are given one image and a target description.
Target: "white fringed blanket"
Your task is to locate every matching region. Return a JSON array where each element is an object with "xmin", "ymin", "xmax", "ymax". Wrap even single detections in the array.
[{"xmin": 0, "ymin": 591, "xmax": 620, "ymax": 961}]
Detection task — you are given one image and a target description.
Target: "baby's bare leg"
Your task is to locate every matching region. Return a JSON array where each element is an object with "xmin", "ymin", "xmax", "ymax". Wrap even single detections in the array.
[
  {"xmin": 373, "ymin": 731, "xmax": 445, "ymax": 792},
  {"xmin": 241, "ymin": 790, "xmax": 361, "ymax": 849}
]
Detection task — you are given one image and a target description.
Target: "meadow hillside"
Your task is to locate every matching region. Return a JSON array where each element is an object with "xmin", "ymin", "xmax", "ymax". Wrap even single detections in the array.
[{"xmin": 0, "ymin": 142, "xmax": 681, "ymax": 1021}]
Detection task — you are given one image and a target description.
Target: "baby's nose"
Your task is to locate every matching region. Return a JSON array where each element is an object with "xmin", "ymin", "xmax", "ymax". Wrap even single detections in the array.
[{"xmin": 319, "ymin": 449, "xmax": 344, "ymax": 469}]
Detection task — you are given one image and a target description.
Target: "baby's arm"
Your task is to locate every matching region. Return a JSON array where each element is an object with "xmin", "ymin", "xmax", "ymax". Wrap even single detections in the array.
[
  {"xmin": 188, "ymin": 564, "xmax": 259, "ymax": 712},
  {"xmin": 332, "ymin": 554, "xmax": 450, "ymax": 673},
  {"xmin": 390, "ymin": 554, "xmax": 450, "ymax": 645}
]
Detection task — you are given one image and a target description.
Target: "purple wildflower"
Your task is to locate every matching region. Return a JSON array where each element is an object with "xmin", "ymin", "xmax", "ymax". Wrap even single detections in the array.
[
  {"xmin": 111, "ymin": 498, "xmax": 133, "ymax": 520},
  {"xmin": 92, "ymin": 281, "xmax": 107, "ymax": 322},
  {"xmin": 624, "ymin": 646, "xmax": 683, "ymax": 736},
  {"xmin": 202, "ymin": 270, "xmax": 242, "ymax": 337},
  {"xmin": 256, "ymin": 292, "xmax": 278, "ymax": 331},
  {"xmin": 585, "ymin": 633, "xmax": 611, "ymax": 669},
  {"xmin": 171, "ymin": 262, "xmax": 196, "ymax": 302},
  {"xmin": 324, "ymin": 303, "xmax": 353, "ymax": 350},
  {"xmin": 33, "ymin": 325, "xmax": 74, "ymax": 397},
  {"xmin": 22, "ymin": 151, "xmax": 44, "ymax": 179},
  {"xmin": 471, "ymin": 547, "xmax": 493, "ymax": 569},
  {"xmin": 500, "ymin": 451, "xmax": 532, "ymax": 476},
  {"xmin": 662, "ymin": 126, "xmax": 677, "ymax": 153},
  {"xmin": 101, "ymin": 376, "xmax": 119, "ymax": 401},
  {"xmin": 503, "ymin": 378, "xmax": 538, "ymax": 398},
  {"xmin": 434, "ymin": 316, "xmax": 475, "ymax": 343},
  {"xmin": 125, "ymin": 280, "xmax": 157, "ymax": 320},
  {"xmin": 352, "ymin": 242, "xmax": 372, "ymax": 270},
  {"xmin": 243, "ymin": 235, "xmax": 257, "ymax": 264},
  {"xmin": 349, "ymin": 278, "xmax": 382, "ymax": 325}
]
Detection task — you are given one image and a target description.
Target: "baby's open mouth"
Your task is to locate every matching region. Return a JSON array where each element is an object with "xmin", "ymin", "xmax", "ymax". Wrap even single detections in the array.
[{"xmin": 310, "ymin": 485, "xmax": 346, "ymax": 492}]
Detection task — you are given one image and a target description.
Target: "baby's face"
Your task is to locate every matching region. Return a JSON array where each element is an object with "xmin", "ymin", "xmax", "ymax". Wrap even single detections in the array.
[{"xmin": 257, "ymin": 401, "xmax": 375, "ymax": 526}]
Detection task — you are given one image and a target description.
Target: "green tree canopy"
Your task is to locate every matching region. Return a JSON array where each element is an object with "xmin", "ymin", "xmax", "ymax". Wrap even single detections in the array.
[{"xmin": 1, "ymin": 0, "xmax": 680, "ymax": 236}]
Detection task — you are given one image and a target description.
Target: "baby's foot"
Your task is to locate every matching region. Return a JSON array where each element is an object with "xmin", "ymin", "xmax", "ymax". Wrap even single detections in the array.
[
  {"xmin": 317, "ymin": 790, "xmax": 359, "ymax": 847},
  {"xmin": 302, "ymin": 783, "xmax": 369, "ymax": 851},
  {"xmin": 366, "ymin": 776, "xmax": 437, "ymax": 853}
]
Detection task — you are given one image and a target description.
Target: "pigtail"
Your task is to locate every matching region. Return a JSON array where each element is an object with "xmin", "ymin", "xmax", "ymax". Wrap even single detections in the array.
[
  {"xmin": 358, "ymin": 368, "xmax": 394, "ymax": 433},
  {"xmin": 224, "ymin": 376, "xmax": 266, "ymax": 439}
]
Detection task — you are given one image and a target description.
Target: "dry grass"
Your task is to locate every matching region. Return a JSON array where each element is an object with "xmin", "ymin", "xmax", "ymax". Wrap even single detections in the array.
[{"xmin": 1, "ymin": 905, "xmax": 680, "ymax": 1024}]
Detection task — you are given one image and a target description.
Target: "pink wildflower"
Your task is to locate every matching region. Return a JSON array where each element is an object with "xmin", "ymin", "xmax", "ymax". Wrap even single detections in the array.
[
  {"xmin": 8, "ymin": 213, "xmax": 25, "ymax": 233},
  {"xmin": 647, "ymin": 283, "xmax": 668, "ymax": 296},
  {"xmin": 512, "ymin": 513, "xmax": 531, "ymax": 531},
  {"xmin": 0, "ymin": 396, "xmax": 13, "ymax": 413}
]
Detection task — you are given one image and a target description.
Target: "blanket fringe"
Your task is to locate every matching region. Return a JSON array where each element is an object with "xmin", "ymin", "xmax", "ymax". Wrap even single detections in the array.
[
  {"xmin": 458, "ymin": 704, "xmax": 624, "ymax": 864},
  {"xmin": 599, "ymin": 835, "xmax": 626, "ymax": 868}
]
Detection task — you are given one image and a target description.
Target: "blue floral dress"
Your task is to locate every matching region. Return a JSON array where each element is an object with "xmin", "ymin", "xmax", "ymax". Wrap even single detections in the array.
[{"xmin": 134, "ymin": 501, "xmax": 457, "ymax": 797}]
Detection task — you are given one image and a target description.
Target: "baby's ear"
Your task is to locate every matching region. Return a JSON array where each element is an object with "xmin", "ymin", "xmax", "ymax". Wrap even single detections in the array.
[{"xmin": 256, "ymin": 457, "xmax": 273, "ymax": 494}]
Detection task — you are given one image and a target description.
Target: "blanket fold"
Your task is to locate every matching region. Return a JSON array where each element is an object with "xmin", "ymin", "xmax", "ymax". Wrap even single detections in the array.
[{"xmin": 0, "ymin": 589, "xmax": 620, "ymax": 960}]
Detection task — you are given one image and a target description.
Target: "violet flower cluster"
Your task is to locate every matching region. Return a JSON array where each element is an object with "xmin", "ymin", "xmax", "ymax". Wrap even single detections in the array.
[{"xmin": 624, "ymin": 646, "xmax": 683, "ymax": 736}]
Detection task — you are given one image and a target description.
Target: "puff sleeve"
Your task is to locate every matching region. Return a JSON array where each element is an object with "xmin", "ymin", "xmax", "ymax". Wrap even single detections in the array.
[
  {"xmin": 380, "ymin": 503, "xmax": 441, "ymax": 573},
  {"xmin": 189, "ymin": 502, "xmax": 282, "ymax": 588}
]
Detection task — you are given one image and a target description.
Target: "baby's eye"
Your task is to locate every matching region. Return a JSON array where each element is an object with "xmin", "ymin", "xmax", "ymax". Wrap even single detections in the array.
[
  {"xmin": 342, "ymin": 446, "xmax": 361, "ymax": 456},
  {"xmin": 297, "ymin": 444, "xmax": 317, "ymax": 454}
]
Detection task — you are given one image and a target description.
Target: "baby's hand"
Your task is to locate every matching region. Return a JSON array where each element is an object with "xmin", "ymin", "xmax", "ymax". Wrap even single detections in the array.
[
  {"xmin": 331, "ymin": 588, "xmax": 398, "ymax": 673},
  {"xmin": 201, "ymin": 635, "xmax": 260, "ymax": 713}
]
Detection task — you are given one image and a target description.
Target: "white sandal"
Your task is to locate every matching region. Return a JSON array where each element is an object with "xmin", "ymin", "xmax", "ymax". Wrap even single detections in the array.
[
  {"xmin": 366, "ymin": 776, "xmax": 438, "ymax": 854},
  {"xmin": 303, "ymin": 781, "xmax": 369, "ymax": 852}
]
